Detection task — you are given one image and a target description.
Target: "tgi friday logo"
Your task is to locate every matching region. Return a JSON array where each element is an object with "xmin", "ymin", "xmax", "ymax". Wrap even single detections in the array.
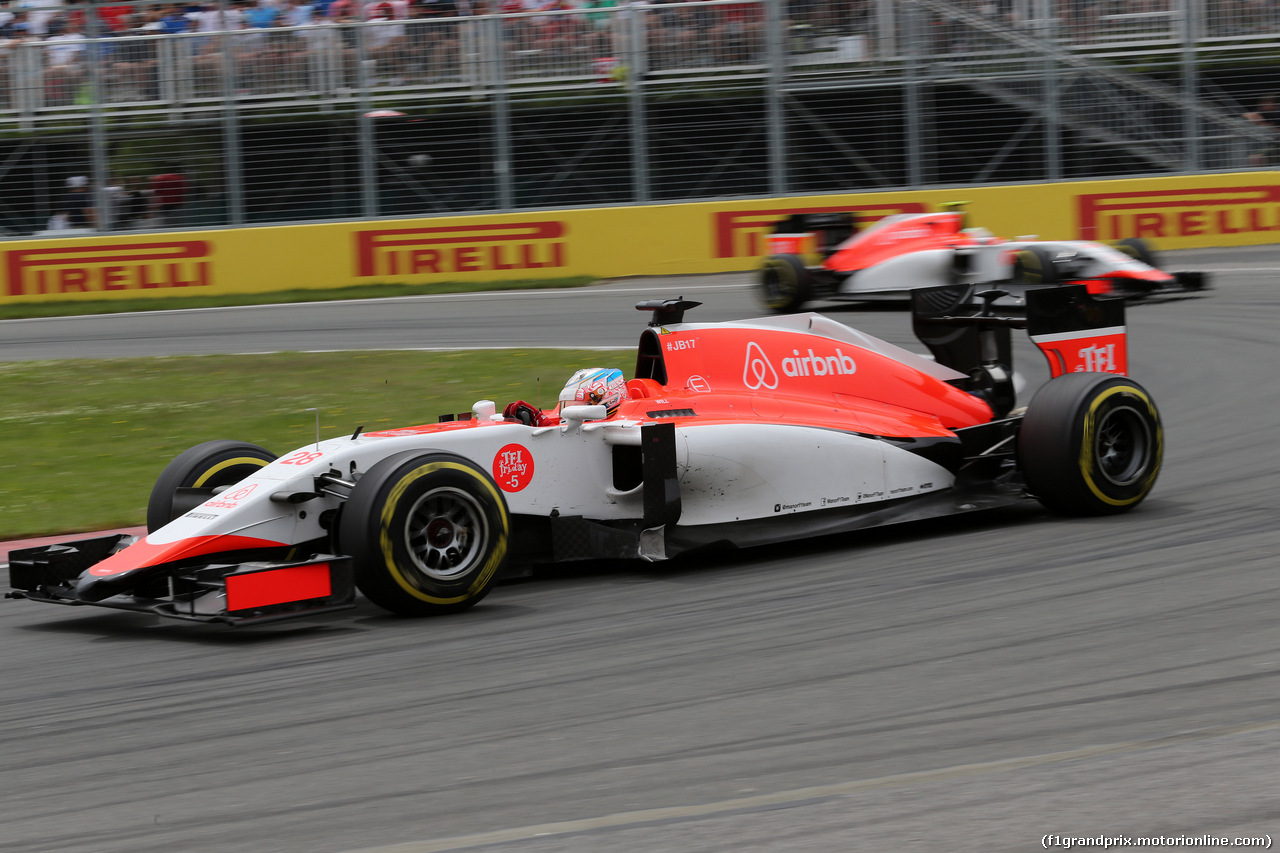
[
  {"xmin": 743, "ymin": 341, "xmax": 857, "ymax": 390},
  {"xmin": 1076, "ymin": 343, "xmax": 1118, "ymax": 373}
]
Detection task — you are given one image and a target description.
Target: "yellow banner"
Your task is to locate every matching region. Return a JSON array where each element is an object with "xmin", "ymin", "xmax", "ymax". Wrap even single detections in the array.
[{"xmin": 4, "ymin": 171, "xmax": 1276, "ymax": 303}]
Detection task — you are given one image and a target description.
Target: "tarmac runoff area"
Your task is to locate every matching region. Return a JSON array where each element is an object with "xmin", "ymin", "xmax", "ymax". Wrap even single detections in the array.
[{"xmin": 2, "ymin": 255, "xmax": 1280, "ymax": 852}]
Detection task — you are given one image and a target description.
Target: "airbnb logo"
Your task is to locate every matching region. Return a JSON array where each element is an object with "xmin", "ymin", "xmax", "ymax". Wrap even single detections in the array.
[
  {"xmin": 742, "ymin": 340, "xmax": 858, "ymax": 390},
  {"xmin": 782, "ymin": 347, "xmax": 856, "ymax": 378},
  {"xmin": 743, "ymin": 341, "xmax": 779, "ymax": 390}
]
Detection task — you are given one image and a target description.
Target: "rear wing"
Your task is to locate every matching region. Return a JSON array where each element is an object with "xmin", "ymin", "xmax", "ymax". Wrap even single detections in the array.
[
  {"xmin": 911, "ymin": 283, "xmax": 1129, "ymax": 411},
  {"xmin": 765, "ymin": 212, "xmax": 858, "ymax": 259},
  {"xmin": 1024, "ymin": 285, "xmax": 1127, "ymax": 376}
]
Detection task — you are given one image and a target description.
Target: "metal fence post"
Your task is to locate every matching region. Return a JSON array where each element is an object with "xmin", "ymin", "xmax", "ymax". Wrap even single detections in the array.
[
  {"xmin": 491, "ymin": 15, "xmax": 514, "ymax": 211},
  {"xmin": 628, "ymin": 6, "xmax": 651, "ymax": 204},
  {"xmin": 88, "ymin": 31, "xmax": 111, "ymax": 230},
  {"xmin": 1043, "ymin": 5, "xmax": 1061, "ymax": 181},
  {"xmin": 223, "ymin": 35, "xmax": 246, "ymax": 227},
  {"xmin": 876, "ymin": 0, "xmax": 895, "ymax": 60},
  {"xmin": 903, "ymin": 3, "xmax": 923, "ymax": 187},
  {"xmin": 357, "ymin": 21, "xmax": 378, "ymax": 218},
  {"xmin": 1180, "ymin": 0, "xmax": 1201, "ymax": 171},
  {"xmin": 766, "ymin": 0, "xmax": 786, "ymax": 195}
]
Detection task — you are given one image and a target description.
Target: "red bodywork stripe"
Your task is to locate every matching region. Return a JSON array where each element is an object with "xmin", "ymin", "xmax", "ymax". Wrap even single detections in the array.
[
  {"xmin": 88, "ymin": 534, "xmax": 287, "ymax": 577},
  {"xmin": 225, "ymin": 564, "xmax": 332, "ymax": 612}
]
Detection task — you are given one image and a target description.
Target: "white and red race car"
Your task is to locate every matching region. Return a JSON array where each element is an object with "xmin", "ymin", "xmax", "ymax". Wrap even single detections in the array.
[
  {"xmin": 9, "ymin": 288, "xmax": 1162, "ymax": 625},
  {"xmin": 759, "ymin": 206, "xmax": 1208, "ymax": 313}
]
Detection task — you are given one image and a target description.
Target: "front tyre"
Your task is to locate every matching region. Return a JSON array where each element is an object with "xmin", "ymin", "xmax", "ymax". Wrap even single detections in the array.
[
  {"xmin": 1116, "ymin": 237, "xmax": 1160, "ymax": 268},
  {"xmin": 759, "ymin": 254, "xmax": 814, "ymax": 313},
  {"xmin": 1011, "ymin": 246, "xmax": 1060, "ymax": 285},
  {"xmin": 147, "ymin": 440, "xmax": 277, "ymax": 532},
  {"xmin": 339, "ymin": 451, "xmax": 510, "ymax": 616},
  {"xmin": 1019, "ymin": 373, "xmax": 1163, "ymax": 515}
]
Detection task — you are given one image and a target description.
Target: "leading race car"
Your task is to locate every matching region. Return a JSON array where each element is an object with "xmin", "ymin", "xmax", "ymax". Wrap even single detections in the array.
[
  {"xmin": 8, "ymin": 286, "xmax": 1164, "ymax": 626},
  {"xmin": 759, "ymin": 204, "xmax": 1208, "ymax": 313}
]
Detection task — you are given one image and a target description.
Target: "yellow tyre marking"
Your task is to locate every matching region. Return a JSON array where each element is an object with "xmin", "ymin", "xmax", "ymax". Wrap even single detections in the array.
[
  {"xmin": 1078, "ymin": 384, "xmax": 1162, "ymax": 507},
  {"xmin": 193, "ymin": 455, "xmax": 270, "ymax": 488},
  {"xmin": 377, "ymin": 461, "xmax": 510, "ymax": 606},
  {"xmin": 1019, "ymin": 251, "xmax": 1043, "ymax": 283},
  {"xmin": 764, "ymin": 259, "xmax": 797, "ymax": 309}
]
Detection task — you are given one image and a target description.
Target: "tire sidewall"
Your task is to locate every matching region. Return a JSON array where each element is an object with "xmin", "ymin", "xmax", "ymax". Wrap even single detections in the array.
[
  {"xmin": 759, "ymin": 254, "xmax": 811, "ymax": 313},
  {"xmin": 1019, "ymin": 374, "xmax": 1163, "ymax": 514},
  {"xmin": 1116, "ymin": 237, "xmax": 1159, "ymax": 268},
  {"xmin": 146, "ymin": 439, "xmax": 277, "ymax": 532},
  {"xmin": 1012, "ymin": 246, "xmax": 1058, "ymax": 284},
  {"xmin": 341, "ymin": 451, "xmax": 510, "ymax": 614},
  {"xmin": 1074, "ymin": 381, "xmax": 1163, "ymax": 508}
]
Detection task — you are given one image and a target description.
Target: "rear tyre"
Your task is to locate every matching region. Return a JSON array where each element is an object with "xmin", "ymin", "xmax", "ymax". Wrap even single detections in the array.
[
  {"xmin": 338, "ymin": 451, "xmax": 510, "ymax": 616},
  {"xmin": 147, "ymin": 440, "xmax": 277, "ymax": 532},
  {"xmin": 1116, "ymin": 237, "xmax": 1160, "ymax": 268},
  {"xmin": 1011, "ymin": 246, "xmax": 1060, "ymax": 285},
  {"xmin": 759, "ymin": 254, "xmax": 815, "ymax": 313},
  {"xmin": 1019, "ymin": 373, "xmax": 1163, "ymax": 515}
]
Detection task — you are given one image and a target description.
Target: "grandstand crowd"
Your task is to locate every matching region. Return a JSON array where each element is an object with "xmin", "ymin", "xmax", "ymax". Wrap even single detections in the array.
[
  {"xmin": 1, "ymin": 0, "xmax": 1275, "ymax": 41},
  {"xmin": 0, "ymin": 0, "xmax": 1276, "ymax": 107}
]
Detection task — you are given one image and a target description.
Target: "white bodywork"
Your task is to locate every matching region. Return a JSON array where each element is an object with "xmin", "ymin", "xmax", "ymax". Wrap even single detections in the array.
[
  {"xmin": 834, "ymin": 239, "xmax": 1155, "ymax": 297},
  {"xmin": 150, "ymin": 414, "xmax": 956, "ymax": 554},
  {"xmin": 147, "ymin": 314, "xmax": 971, "ymax": 556}
]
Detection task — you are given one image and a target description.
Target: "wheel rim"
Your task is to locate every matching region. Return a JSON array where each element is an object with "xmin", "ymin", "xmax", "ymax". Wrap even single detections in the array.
[
  {"xmin": 762, "ymin": 264, "xmax": 794, "ymax": 307},
  {"xmin": 1093, "ymin": 404, "xmax": 1152, "ymax": 487},
  {"xmin": 1015, "ymin": 252, "xmax": 1043, "ymax": 283},
  {"xmin": 403, "ymin": 486, "xmax": 489, "ymax": 581}
]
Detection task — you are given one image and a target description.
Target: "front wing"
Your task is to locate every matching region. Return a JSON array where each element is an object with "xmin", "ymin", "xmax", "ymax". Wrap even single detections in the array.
[
  {"xmin": 7, "ymin": 534, "xmax": 356, "ymax": 626},
  {"xmin": 1098, "ymin": 270, "xmax": 1208, "ymax": 300}
]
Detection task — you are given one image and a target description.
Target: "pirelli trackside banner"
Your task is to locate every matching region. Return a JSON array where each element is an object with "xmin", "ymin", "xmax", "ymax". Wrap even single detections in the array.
[{"xmin": 3, "ymin": 172, "xmax": 1276, "ymax": 303}]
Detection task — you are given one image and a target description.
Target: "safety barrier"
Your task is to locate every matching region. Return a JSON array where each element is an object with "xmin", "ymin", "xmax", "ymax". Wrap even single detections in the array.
[{"xmin": 3, "ymin": 171, "xmax": 1276, "ymax": 304}]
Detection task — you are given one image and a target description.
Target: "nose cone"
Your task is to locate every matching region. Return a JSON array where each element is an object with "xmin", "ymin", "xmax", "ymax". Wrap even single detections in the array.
[{"xmin": 75, "ymin": 532, "xmax": 288, "ymax": 601}]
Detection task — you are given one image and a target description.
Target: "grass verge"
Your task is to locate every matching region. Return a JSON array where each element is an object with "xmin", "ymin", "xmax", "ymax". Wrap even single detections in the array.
[
  {"xmin": 0, "ymin": 276, "xmax": 598, "ymax": 320},
  {"xmin": 0, "ymin": 348, "xmax": 628, "ymax": 539}
]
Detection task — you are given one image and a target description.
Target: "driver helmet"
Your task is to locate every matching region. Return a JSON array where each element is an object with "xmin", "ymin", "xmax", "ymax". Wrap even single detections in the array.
[{"xmin": 558, "ymin": 368, "xmax": 627, "ymax": 416}]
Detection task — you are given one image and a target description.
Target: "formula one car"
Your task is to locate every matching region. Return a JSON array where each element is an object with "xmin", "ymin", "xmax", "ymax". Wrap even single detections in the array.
[
  {"xmin": 759, "ymin": 205, "xmax": 1208, "ymax": 313},
  {"xmin": 9, "ymin": 286, "xmax": 1163, "ymax": 626}
]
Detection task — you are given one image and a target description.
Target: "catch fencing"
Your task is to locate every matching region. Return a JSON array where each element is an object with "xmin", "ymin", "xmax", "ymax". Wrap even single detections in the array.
[{"xmin": 2, "ymin": 0, "xmax": 1277, "ymax": 235}]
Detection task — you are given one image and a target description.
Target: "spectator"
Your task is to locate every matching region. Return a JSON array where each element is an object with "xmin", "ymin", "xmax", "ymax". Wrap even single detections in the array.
[
  {"xmin": 259, "ymin": 4, "xmax": 312, "ymax": 86},
  {"xmin": 327, "ymin": 0, "xmax": 360, "ymax": 18},
  {"xmin": 158, "ymin": 4, "xmax": 194, "ymax": 34},
  {"xmin": 45, "ymin": 17, "xmax": 88, "ymax": 67},
  {"xmin": 417, "ymin": 0, "xmax": 460, "ymax": 16},
  {"xmin": 150, "ymin": 166, "xmax": 190, "ymax": 226},
  {"xmin": 57, "ymin": 175, "xmax": 97, "ymax": 230},
  {"xmin": 245, "ymin": 0, "xmax": 282, "ymax": 28},
  {"xmin": 102, "ymin": 175, "xmax": 124, "ymax": 226},
  {"xmin": 364, "ymin": 1, "xmax": 408, "ymax": 83},
  {"xmin": 195, "ymin": 1, "xmax": 247, "ymax": 32},
  {"xmin": 1243, "ymin": 93, "xmax": 1279, "ymax": 166},
  {"xmin": 116, "ymin": 176, "xmax": 151, "ymax": 229},
  {"xmin": 288, "ymin": 0, "xmax": 318, "ymax": 28},
  {"xmin": 408, "ymin": 0, "xmax": 463, "ymax": 79},
  {"xmin": 110, "ymin": 12, "xmax": 163, "ymax": 101},
  {"xmin": 42, "ymin": 16, "xmax": 90, "ymax": 105},
  {"xmin": 364, "ymin": 0, "xmax": 410, "ymax": 19},
  {"xmin": 95, "ymin": 4, "xmax": 138, "ymax": 33},
  {"xmin": 0, "ymin": 9, "xmax": 31, "ymax": 40}
]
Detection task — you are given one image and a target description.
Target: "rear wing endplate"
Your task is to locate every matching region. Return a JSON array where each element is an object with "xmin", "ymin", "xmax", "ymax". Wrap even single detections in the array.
[
  {"xmin": 911, "ymin": 283, "xmax": 1128, "ymax": 379},
  {"xmin": 1026, "ymin": 285, "xmax": 1127, "ymax": 377}
]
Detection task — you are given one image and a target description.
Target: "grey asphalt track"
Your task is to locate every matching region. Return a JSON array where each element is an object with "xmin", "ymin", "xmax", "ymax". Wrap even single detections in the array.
[{"xmin": 2, "ymin": 248, "xmax": 1279, "ymax": 853}]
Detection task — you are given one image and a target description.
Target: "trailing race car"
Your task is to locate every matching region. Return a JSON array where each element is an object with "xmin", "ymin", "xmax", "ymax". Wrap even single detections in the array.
[
  {"xmin": 8, "ymin": 286, "xmax": 1163, "ymax": 626},
  {"xmin": 759, "ymin": 204, "xmax": 1208, "ymax": 313}
]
